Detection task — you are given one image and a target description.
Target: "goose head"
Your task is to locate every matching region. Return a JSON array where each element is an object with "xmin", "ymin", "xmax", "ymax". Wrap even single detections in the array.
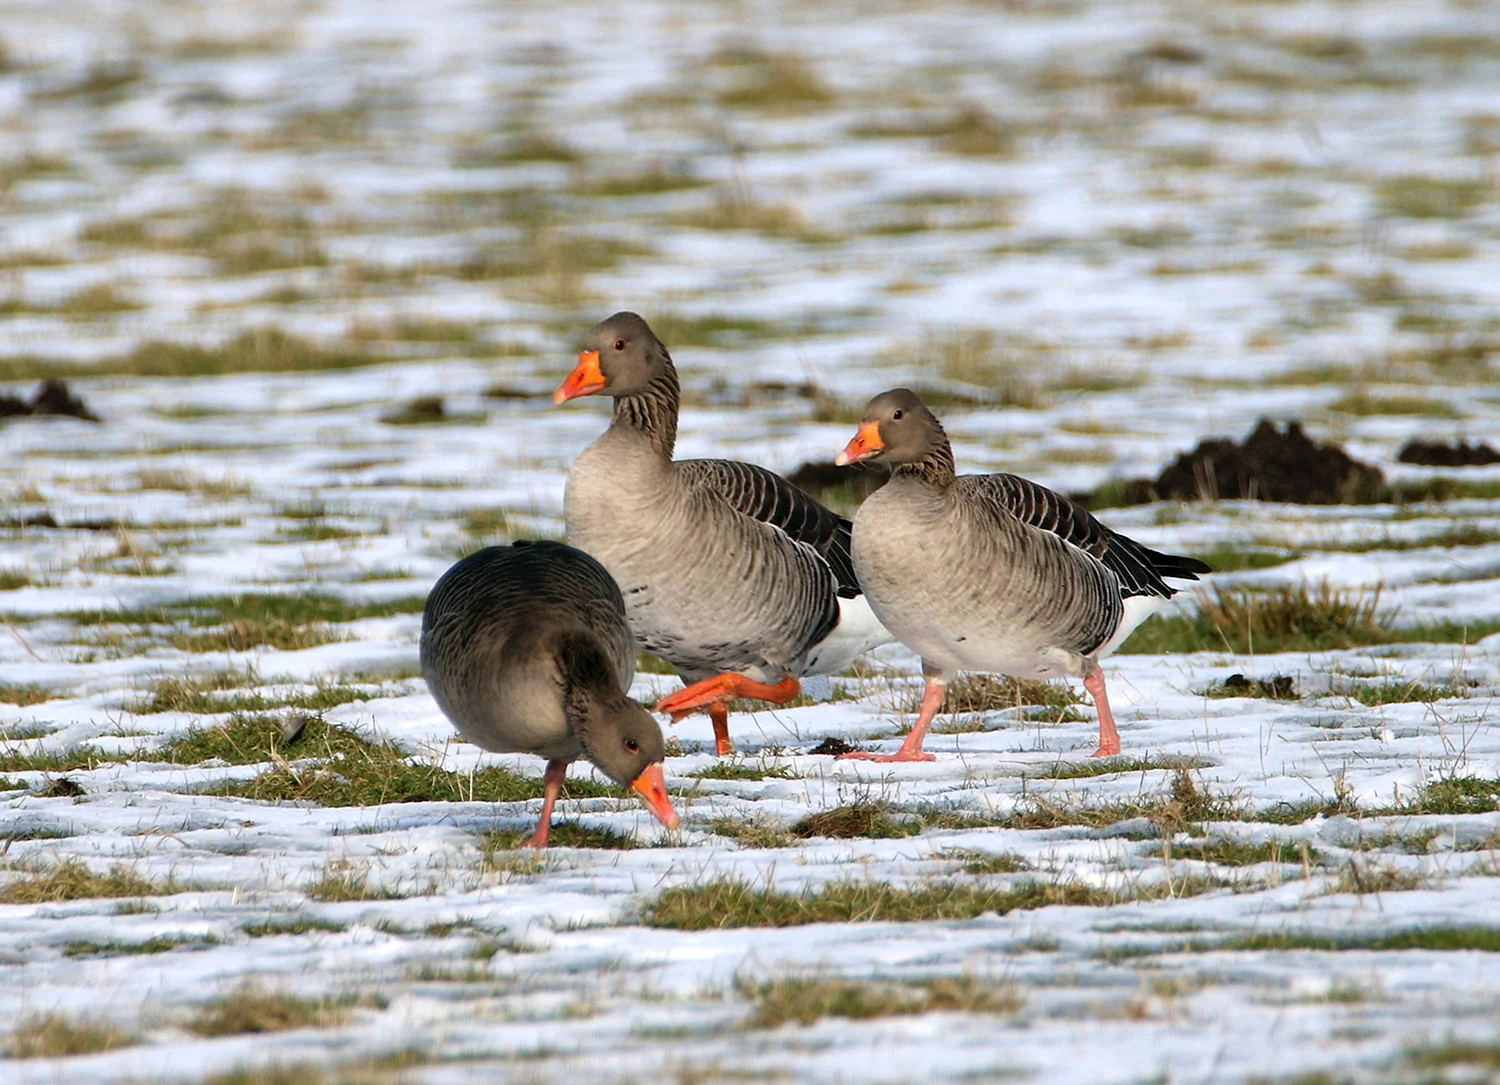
[
  {"xmin": 579, "ymin": 697, "xmax": 678, "ymax": 830},
  {"xmin": 554, "ymin": 311, "xmax": 670, "ymax": 404},
  {"xmin": 559, "ymin": 635, "xmax": 678, "ymax": 830},
  {"xmin": 835, "ymin": 388, "xmax": 944, "ymax": 467}
]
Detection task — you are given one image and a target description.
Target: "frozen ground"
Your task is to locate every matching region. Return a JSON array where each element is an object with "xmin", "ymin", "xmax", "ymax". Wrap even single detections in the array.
[{"xmin": 1, "ymin": 0, "xmax": 1500, "ymax": 1082}]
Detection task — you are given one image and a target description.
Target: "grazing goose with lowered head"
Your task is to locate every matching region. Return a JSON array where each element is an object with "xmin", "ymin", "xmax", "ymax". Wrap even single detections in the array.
[
  {"xmin": 553, "ymin": 311, "xmax": 890, "ymax": 756},
  {"xmin": 421, "ymin": 540, "xmax": 678, "ymax": 847},
  {"xmin": 834, "ymin": 389, "xmax": 1210, "ymax": 760}
]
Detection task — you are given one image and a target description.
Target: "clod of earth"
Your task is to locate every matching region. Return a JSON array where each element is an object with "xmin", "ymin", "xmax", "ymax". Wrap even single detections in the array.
[
  {"xmin": 1397, "ymin": 439, "xmax": 1500, "ymax": 467},
  {"xmin": 1153, "ymin": 419, "xmax": 1384, "ymax": 504},
  {"xmin": 1086, "ymin": 419, "xmax": 1386, "ymax": 507},
  {"xmin": 1217, "ymin": 674, "xmax": 1298, "ymax": 700},
  {"xmin": 808, "ymin": 736, "xmax": 859, "ymax": 756},
  {"xmin": 33, "ymin": 778, "xmax": 87, "ymax": 798},
  {"xmin": 381, "ymin": 395, "xmax": 447, "ymax": 425},
  {"xmin": 0, "ymin": 379, "xmax": 100, "ymax": 422}
]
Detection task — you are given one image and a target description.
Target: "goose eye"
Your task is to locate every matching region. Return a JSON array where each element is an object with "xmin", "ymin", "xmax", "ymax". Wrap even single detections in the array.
[
  {"xmin": 625, "ymin": 739, "xmax": 639, "ymax": 753},
  {"xmin": 614, "ymin": 338, "xmax": 626, "ymax": 351},
  {"xmin": 892, "ymin": 409, "xmax": 904, "ymax": 420}
]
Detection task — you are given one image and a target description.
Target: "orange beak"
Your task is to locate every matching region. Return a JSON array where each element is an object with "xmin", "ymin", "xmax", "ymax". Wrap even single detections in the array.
[
  {"xmin": 629, "ymin": 762, "xmax": 679, "ymax": 830},
  {"xmin": 555, "ymin": 352, "xmax": 606, "ymax": 408},
  {"xmin": 835, "ymin": 420, "xmax": 884, "ymax": 466},
  {"xmin": 553, "ymin": 350, "xmax": 607, "ymax": 404}
]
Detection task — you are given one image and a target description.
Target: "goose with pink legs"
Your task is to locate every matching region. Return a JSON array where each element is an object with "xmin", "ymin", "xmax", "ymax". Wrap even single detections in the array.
[{"xmin": 833, "ymin": 389, "xmax": 1209, "ymax": 761}]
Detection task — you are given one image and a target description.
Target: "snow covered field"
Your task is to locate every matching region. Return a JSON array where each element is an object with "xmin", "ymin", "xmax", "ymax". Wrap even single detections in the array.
[{"xmin": 2, "ymin": 0, "xmax": 1500, "ymax": 1081}]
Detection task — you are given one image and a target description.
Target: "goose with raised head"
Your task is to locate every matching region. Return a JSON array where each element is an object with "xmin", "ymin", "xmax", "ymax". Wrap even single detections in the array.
[
  {"xmin": 834, "ymin": 388, "xmax": 1210, "ymax": 761},
  {"xmin": 553, "ymin": 311, "xmax": 890, "ymax": 756},
  {"xmin": 420, "ymin": 540, "xmax": 678, "ymax": 847}
]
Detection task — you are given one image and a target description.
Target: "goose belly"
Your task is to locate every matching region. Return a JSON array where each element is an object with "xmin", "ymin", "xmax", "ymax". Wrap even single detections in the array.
[
  {"xmin": 424, "ymin": 652, "xmax": 579, "ymax": 761},
  {"xmin": 851, "ymin": 500, "xmax": 1092, "ymax": 680}
]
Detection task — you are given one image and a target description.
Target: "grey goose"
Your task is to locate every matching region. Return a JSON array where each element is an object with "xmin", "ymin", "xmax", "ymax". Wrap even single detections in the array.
[
  {"xmin": 834, "ymin": 388, "xmax": 1210, "ymax": 760},
  {"xmin": 553, "ymin": 311, "xmax": 890, "ymax": 756},
  {"xmin": 420, "ymin": 540, "xmax": 678, "ymax": 846}
]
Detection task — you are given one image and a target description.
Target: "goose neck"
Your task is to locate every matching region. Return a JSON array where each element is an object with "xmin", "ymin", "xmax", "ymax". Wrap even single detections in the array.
[
  {"xmin": 892, "ymin": 439, "xmax": 957, "ymax": 488},
  {"xmin": 611, "ymin": 367, "xmax": 679, "ymax": 458}
]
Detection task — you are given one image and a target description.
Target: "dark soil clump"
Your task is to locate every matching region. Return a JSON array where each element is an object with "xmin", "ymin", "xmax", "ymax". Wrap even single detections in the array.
[
  {"xmin": 791, "ymin": 802, "xmax": 912, "ymax": 839},
  {"xmin": 808, "ymin": 736, "xmax": 858, "ymax": 757},
  {"xmin": 0, "ymin": 380, "xmax": 99, "ymax": 422},
  {"xmin": 1397, "ymin": 439, "xmax": 1500, "ymax": 467},
  {"xmin": 1215, "ymin": 674, "xmax": 1298, "ymax": 700},
  {"xmin": 34, "ymin": 777, "xmax": 87, "ymax": 798},
  {"xmin": 1082, "ymin": 419, "xmax": 1386, "ymax": 508},
  {"xmin": 1154, "ymin": 419, "xmax": 1384, "ymax": 504}
]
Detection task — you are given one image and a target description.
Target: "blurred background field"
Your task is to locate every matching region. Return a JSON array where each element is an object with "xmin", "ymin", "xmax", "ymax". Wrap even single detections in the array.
[{"xmin": 1, "ymin": 1, "xmax": 1499, "ymax": 1083}]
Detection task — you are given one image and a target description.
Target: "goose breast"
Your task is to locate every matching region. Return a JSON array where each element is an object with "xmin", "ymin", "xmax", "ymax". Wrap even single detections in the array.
[{"xmin": 566, "ymin": 434, "xmax": 837, "ymax": 681}]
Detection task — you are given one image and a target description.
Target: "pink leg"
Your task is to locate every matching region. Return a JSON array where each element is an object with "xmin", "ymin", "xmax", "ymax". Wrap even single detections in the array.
[
  {"xmin": 1083, "ymin": 667, "xmax": 1121, "ymax": 758},
  {"xmin": 709, "ymin": 702, "xmax": 733, "ymax": 757},
  {"xmin": 522, "ymin": 758, "xmax": 570, "ymax": 848},
  {"xmin": 839, "ymin": 674, "xmax": 945, "ymax": 763}
]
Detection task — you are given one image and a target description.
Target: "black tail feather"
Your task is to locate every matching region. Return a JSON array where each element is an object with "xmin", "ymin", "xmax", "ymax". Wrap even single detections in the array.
[{"xmin": 1151, "ymin": 552, "xmax": 1212, "ymax": 580}]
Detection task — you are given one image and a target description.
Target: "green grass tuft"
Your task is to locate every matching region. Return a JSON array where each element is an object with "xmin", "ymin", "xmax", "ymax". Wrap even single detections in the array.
[
  {"xmin": 303, "ymin": 861, "xmax": 400, "ymax": 903},
  {"xmin": 707, "ymin": 816, "xmax": 797, "ymax": 849},
  {"xmin": 203, "ymin": 722, "xmax": 615, "ymax": 808},
  {"xmin": 641, "ymin": 877, "xmax": 1111, "ymax": 930},
  {"xmin": 241, "ymin": 916, "xmax": 347, "ymax": 938},
  {"xmin": 744, "ymin": 974, "xmax": 1020, "ymax": 1028},
  {"xmin": 1376, "ymin": 175, "xmax": 1491, "ymax": 219},
  {"xmin": 134, "ymin": 672, "xmax": 381, "ymax": 716},
  {"xmin": 944, "ymin": 849, "xmax": 1032, "ymax": 875},
  {"xmin": 159, "ymin": 711, "xmax": 367, "ymax": 766},
  {"xmin": 57, "ymin": 592, "xmax": 425, "ymax": 654},
  {"xmin": 1222, "ymin": 927, "xmax": 1500, "ymax": 952},
  {"xmin": 1033, "ymin": 754, "xmax": 1205, "ymax": 781},
  {"xmin": 571, "ymin": 165, "xmax": 706, "ymax": 197},
  {"xmin": 936, "ymin": 674, "xmax": 1084, "ymax": 716},
  {"xmin": 1341, "ymin": 679, "xmax": 1462, "ymax": 706},
  {"xmin": 1120, "ymin": 582, "xmax": 1500, "ymax": 655},
  {"xmin": 479, "ymin": 823, "xmax": 636, "ymax": 855},
  {"xmin": 645, "ymin": 311, "xmax": 780, "ymax": 347},
  {"xmin": 0, "ymin": 328, "xmax": 385, "ymax": 382},
  {"xmin": 1406, "ymin": 1042, "xmax": 1500, "ymax": 1071},
  {"xmin": 0, "ymin": 859, "xmax": 183, "ymax": 903},
  {"xmin": 188, "ymin": 987, "xmax": 355, "ymax": 1036},
  {"xmin": 1396, "ymin": 775, "xmax": 1500, "ymax": 816},
  {"xmin": 1157, "ymin": 838, "xmax": 1320, "ymax": 867},
  {"xmin": 716, "ymin": 52, "xmax": 831, "ymax": 112},
  {"xmin": 64, "ymin": 936, "xmax": 212, "ymax": 957},
  {"xmin": 0, "ymin": 683, "xmax": 55, "ymax": 706},
  {"xmin": 684, "ymin": 760, "xmax": 796, "ymax": 782},
  {"xmin": 1327, "ymin": 391, "xmax": 1458, "ymax": 417},
  {"xmin": 791, "ymin": 802, "xmax": 917, "ymax": 840}
]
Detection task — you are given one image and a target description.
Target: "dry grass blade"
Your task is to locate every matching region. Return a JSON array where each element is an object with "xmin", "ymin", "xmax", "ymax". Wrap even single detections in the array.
[
  {"xmin": 188, "ymin": 988, "xmax": 353, "ymax": 1036},
  {"xmin": 8, "ymin": 1013, "xmax": 137, "ymax": 1057},
  {"xmin": 744, "ymin": 975, "xmax": 1021, "ymax": 1028},
  {"xmin": 0, "ymin": 859, "xmax": 182, "ymax": 903}
]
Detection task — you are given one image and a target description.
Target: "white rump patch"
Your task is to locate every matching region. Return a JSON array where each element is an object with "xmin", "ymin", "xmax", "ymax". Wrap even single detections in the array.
[
  {"xmin": 1095, "ymin": 594, "xmax": 1169, "ymax": 660},
  {"xmin": 802, "ymin": 595, "xmax": 892, "ymax": 676}
]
